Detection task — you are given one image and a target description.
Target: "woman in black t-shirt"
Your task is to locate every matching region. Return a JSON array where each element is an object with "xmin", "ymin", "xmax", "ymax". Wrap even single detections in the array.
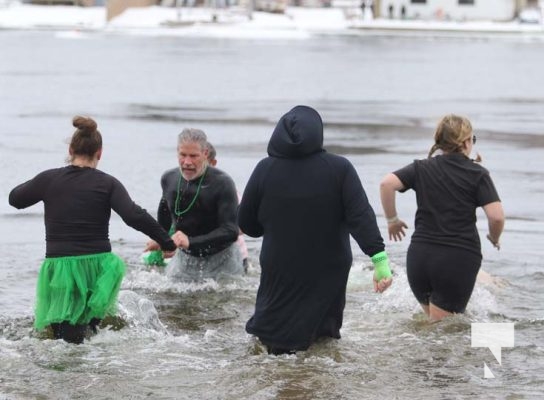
[
  {"xmin": 379, "ymin": 114, "xmax": 504, "ymax": 320},
  {"xmin": 9, "ymin": 116, "xmax": 176, "ymax": 344}
]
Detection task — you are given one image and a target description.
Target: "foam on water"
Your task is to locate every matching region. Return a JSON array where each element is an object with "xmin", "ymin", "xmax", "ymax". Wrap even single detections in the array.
[
  {"xmin": 347, "ymin": 256, "xmax": 506, "ymax": 324},
  {"xmin": 122, "ymin": 263, "xmax": 253, "ymax": 294},
  {"xmin": 117, "ymin": 290, "xmax": 168, "ymax": 332}
]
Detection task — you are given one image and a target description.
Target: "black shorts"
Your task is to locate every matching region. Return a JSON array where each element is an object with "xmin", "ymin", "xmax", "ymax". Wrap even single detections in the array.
[{"xmin": 406, "ymin": 242, "xmax": 482, "ymax": 313}]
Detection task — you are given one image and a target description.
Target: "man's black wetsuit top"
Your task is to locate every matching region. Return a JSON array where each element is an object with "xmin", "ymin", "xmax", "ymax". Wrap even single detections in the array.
[
  {"xmin": 9, "ymin": 166, "xmax": 176, "ymax": 257},
  {"xmin": 157, "ymin": 166, "xmax": 239, "ymax": 257}
]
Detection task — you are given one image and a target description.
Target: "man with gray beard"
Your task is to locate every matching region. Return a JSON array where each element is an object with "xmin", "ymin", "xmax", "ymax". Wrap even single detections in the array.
[{"xmin": 146, "ymin": 128, "xmax": 243, "ymax": 281}]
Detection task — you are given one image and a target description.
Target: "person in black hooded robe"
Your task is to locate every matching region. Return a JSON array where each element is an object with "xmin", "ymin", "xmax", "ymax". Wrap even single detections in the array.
[{"xmin": 238, "ymin": 105, "xmax": 393, "ymax": 354}]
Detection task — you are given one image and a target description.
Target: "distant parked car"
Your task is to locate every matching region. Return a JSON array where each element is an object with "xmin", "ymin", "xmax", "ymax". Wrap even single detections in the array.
[{"xmin": 518, "ymin": 8, "xmax": 542, "ymax": 24}]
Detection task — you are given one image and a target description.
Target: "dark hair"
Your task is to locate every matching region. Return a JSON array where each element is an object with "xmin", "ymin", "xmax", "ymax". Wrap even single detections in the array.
[
  {"xmin": 69, "ymin": 116, "xmax": 102, "ymax": 160},
  {"xmin": 206, "ymin": 141, "xmax": 216, "ymax": 162}
]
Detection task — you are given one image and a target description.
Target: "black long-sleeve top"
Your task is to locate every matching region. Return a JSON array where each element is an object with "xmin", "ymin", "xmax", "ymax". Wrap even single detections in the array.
[
  {"xmin": 9, "ymin": 166, "xmax": 176, "ymax": 257},
  {"xmin": 157, "ymin": 166, "xmax": 239, "ymax": 257},
  {"xmin": 238, "ymin": 105, "xmax": 385, "ymax": 351}
]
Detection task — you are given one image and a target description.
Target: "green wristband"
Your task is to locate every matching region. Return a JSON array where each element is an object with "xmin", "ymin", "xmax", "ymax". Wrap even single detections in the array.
[
  {"xmin": 143, "ymin": 250, "xmax": 167, "ymax": 267},
  {"xmin": 371, "ymin": 251, "xmax": 392, "ymax": 281}
]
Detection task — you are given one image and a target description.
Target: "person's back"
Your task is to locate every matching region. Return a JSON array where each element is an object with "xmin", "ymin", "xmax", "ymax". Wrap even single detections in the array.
[
  {"xmin": 25, "ymin": 167, "xmax": 122, "ymax": 256},
  {"xmin": 9, "ymin": 116, "xmax": 176, "ymax": 344},
  {"xmin": 380, "ymin": 114, "xmax": 504, "ymax": 320},
  {"xmin": 405, "ymin": 153, "xmax": 495, "ymax": 252},
  {"xmin": 239, "ymin": 105, "xmax": 391, "ymax": 353},
  {"xmin": 254, "ymin": 152, "xmax": 371, "ymax": 274}
]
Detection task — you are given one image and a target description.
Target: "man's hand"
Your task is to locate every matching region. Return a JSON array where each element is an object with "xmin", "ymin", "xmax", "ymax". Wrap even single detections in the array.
[{"xmin": 172, "ymin": 230, "xmax": 190, "ymax": 249}]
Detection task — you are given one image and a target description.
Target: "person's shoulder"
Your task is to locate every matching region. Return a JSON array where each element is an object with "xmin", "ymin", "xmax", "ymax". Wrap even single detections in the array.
[
  {"xmin": 443, "ymin": 154, "xmax": 490, "ymax": 174},
  {"xmin": 318, "ymin": 151, "xmax": 354, "ymax": 169},
  {"xmin": 470, "ymin": 161, "xmax": 491, "ymax": 176},
  {"xmin": 92, "ymin": 168, "xmax": 120, "ymax": 185},
  {"xmin": 161, "ymin": 167, "xmax": 180, "ymax": 180},
  {"xmin": 93, "ymin": 167, "xmax": 109, "ymax": 176},
  {"xmin": 27, "ymin": 167, "xmax": 65, "ymax": 183},
  {"xmin": 256, "ymin": 157, "xmax": 274, "ymax": 168},
  {"xmin": 209, "ymin": 166, "xmax": 235, "ymax": 183},
  {"xmin": 39, "ymin": 166, "xmax": 65, "ymax": 177},
  {"xmin": 412, "ymin": 158, "xmax": 428, "ymax": 168},
  {"xmin": 209, "ymin": 165, "xmax": 229, "ymax": 176}
]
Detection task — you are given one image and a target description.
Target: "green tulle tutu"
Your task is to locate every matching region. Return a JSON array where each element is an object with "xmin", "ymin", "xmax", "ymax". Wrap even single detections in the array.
[{"xmin": 34, "ymin": 252, "xmax": 126, "ymax": 330}]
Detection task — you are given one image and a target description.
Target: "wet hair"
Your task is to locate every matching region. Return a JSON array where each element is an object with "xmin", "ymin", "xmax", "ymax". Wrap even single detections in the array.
[
  {"xmin": 206, "ymin": 142, "xmax": 216, "ymax": 162},
  {"xmin": 428, "ymin": 114, "xmax": 472, "ymax": 158},
  {"xmin": 177, "ymin": 128, "xmax": 208, "ymax": 151},
  {"xmin": 69, "ymin": 116, "xmax": 102, "ymax": 161}
]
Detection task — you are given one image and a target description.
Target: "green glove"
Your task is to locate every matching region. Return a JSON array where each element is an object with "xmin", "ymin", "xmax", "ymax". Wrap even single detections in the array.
[
  {"xmin": 142, "ymin": 250, "xmax": 167, "ymax": 267},
  {"xmin": 143, "ymin": 224, "xmax": 175, "ymax": 267},
  {"xmin": 371, "ymin": 251, "xmax": 392, "ymax": 281}
]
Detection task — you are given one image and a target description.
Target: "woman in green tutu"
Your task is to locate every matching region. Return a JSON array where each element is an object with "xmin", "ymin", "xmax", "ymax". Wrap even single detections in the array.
[{"xmin": 9, "ymin": 116, "xmax": 177, "ymax": 344}]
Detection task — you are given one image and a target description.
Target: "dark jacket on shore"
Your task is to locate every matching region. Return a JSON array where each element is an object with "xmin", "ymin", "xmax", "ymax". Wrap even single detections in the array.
[{"xmin": 238, "ymin": 105, "xmax": 385, "ymax": 351}]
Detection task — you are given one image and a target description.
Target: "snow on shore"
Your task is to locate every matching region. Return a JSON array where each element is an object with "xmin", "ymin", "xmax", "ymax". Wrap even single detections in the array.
[{"xmin": 0, "ymin": 2, "xmax": 543, "ymax": 39}]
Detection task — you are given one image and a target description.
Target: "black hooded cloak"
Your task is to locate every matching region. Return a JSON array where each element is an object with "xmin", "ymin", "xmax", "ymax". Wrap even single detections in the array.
[{"xmin": 238, "ymin": 105, "xmax": 385, "ymax": 351}]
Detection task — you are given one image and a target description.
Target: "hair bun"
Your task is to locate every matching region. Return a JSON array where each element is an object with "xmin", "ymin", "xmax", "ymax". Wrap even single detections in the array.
[{"xmin": 72, "ymin": 115, "xmax": 97, "ymax": 133}]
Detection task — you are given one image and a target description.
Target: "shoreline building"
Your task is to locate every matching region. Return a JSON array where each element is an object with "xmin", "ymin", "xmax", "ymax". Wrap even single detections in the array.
[{"xmin": 372, "ymin": 0, "xmax": 541, "ymax": 22}]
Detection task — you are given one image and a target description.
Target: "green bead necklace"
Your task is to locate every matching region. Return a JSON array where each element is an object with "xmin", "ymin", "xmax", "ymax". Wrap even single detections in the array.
[{"xmin": 174, "ymin": 166, "xmax": 207, "ymax": 219}]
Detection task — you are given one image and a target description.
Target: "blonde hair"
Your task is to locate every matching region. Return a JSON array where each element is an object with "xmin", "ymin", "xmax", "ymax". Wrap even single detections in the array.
[{"xmin": 428, "ymin": 114, "xmax": 472, "ymax": 158}]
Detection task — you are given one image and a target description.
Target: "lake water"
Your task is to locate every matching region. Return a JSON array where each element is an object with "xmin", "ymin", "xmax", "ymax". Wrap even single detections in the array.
[{"xmin": 1, "ymin": 29, "xmax": 543, "ymax": 399}]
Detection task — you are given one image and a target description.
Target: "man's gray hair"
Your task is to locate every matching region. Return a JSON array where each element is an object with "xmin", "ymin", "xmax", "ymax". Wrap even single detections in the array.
[{"xmin": 177, "ymin": 128, "xmax": 208, "ymax": 150}]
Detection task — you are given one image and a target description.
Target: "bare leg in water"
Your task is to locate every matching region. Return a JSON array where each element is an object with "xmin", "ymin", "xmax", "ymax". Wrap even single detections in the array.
[{"xmin": 420, "ymin": 303, "xmax": 453, "ymax": 321}]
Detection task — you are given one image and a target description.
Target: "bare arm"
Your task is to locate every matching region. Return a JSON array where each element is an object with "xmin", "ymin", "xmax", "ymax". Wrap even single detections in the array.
[
  {"xmin": 380, "ymin": 173, "xmax": 409, "ymax": 241},
  {"xmin": 482, "ymin": 201, "xmax": 504, "ymax": 250}
]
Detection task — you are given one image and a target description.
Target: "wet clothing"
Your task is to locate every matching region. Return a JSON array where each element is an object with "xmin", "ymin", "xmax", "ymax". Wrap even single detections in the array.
[
  {"xmin": 238, "ymin": 105, "xmax": 385, "ymax": 351},
  {"xmin": 33, "ymin": 252, "xmax": 126, "ymax": 338},
  {"xmin": 157, "ymin": 166, "xmax": 239, "ymax": 257},
  {"xmin": 9, "ymin": 166, "xmax": 175, "ymax": 343},
  {"xmin": 393, "ymin": 153, "xmax": 500, "ymax": 312},
  {"xmin": 407, "ymin": 242, "xmax": 481, "ymax": 313},
  {"xmin": 9, "ymin": 166, "xmax": 176, "ymax": 256},
  {"xmin": 50, "ymin": 318, "xmax": 101, "ymax": 345},
  {"xmin": 394, "ymin": 153, "xmax": 500, "ymax": 256},
  {"xmin": 166, "ymin": 243, "xmax": 242, "ymax": 282}
]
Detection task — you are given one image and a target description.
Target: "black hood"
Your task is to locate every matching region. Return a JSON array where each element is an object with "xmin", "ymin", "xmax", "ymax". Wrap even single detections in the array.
[{"xmin": 267, "ymin": 105, "xmax": 324, "ymax": 159}]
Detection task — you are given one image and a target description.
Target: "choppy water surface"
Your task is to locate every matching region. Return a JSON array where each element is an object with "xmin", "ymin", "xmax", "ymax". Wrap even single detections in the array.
[{"xmin": 1, "ymin": 30, "xmax": 543, "ymax": 399}]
